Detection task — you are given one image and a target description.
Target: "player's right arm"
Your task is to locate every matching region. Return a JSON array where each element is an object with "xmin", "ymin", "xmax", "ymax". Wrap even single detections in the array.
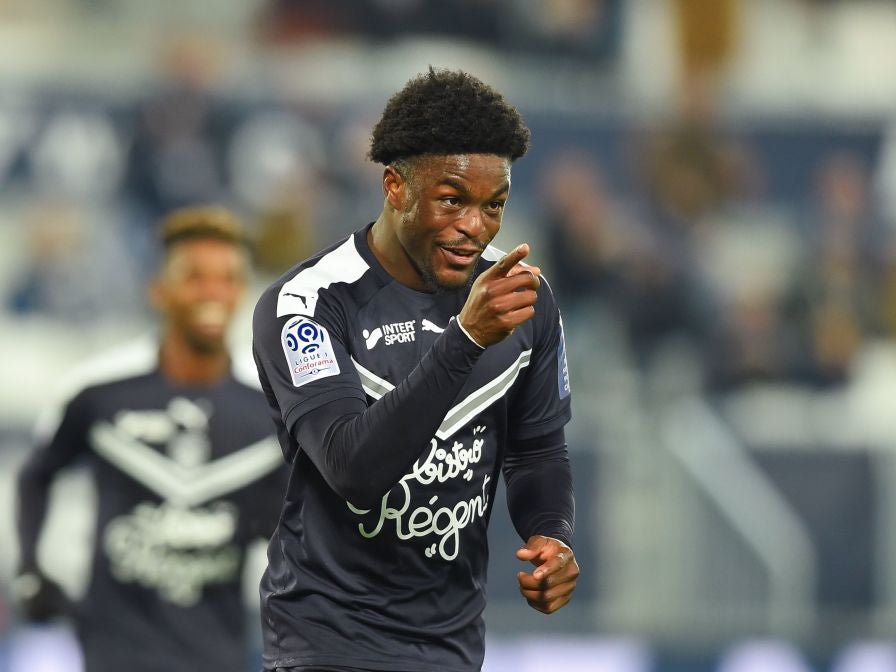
[
  {"xmin": 14, "ymin": 393, "xmax": 88, "ymax": 621},
  {"xmin": 255, "ymin": 245, "xmax": 539, "ymax": 509}
]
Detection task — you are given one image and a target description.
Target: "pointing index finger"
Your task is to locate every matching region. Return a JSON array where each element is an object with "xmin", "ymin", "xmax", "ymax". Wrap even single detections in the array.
[{"xmin": 492, "ymin": 244, "xmax": 530, "ymax": 277}]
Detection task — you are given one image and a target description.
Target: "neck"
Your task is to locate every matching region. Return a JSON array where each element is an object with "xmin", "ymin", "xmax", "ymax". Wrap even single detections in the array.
[{"xmin": 158, "ymin": 329, "xmax": 229, "ymax": 386}]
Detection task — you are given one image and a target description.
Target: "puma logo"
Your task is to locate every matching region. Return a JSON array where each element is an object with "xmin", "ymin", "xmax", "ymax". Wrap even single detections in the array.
[
  {"xmin": 282, "ymin": 292, "xmax": 311, "ymax": 310},
  {"xmin": 421, "ymin": 319, "xmax": 445, "ymax": 334}
]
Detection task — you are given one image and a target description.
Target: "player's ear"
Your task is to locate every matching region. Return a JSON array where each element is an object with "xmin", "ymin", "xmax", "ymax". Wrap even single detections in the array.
[{"xmin": 383, "ymin": 165, "xmax": 406, "ymax": 212}]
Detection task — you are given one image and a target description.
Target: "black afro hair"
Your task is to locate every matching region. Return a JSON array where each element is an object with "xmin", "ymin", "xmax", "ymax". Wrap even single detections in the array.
[{"xmin": 369, "ymin": 67, "xmax": 530, "ymax": 166}]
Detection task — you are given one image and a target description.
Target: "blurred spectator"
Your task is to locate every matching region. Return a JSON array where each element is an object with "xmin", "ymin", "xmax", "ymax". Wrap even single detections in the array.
[
  {"xmin": 124, "ymin": 34, "xmax": 229, "ymax": 276},
  {"xmin": 252, "ymin": 198, "xmax": 316, "ymax": 278},
  {"xmin": 258, "ymin": 0, "xmax": 364, "ymax": 43},
  {"xmin": 878, "ymin": 244, "xmax": 896, "ymax": 339},
  {"xmin": 639, "ymin": 115, "xmax": 740, "ymax": 234},
  {"xmin": 540, "ymin": 147, "xmax": 706, "ymax": 366},
  {"xmin": 313, "ymin": 109, "xmax": 393, "ymax": 247},
  {"xmin": 873, "ymin": 118, "xmax": 896, "ymax": 230},
  {"xmin": 360, "ymin": 0, "xmax": 501, "ymax": 43},
  {"xmin": 259, "ymin": 0, "xmax": 617, "ymax": 59},
  {"xmin": 808, "ymin": 152, "xmax": 883, "ymax": 267},
  {"xmin": 502, "ymin": 0, "xmax": 622, "ymax": 61},
  {"xmin": 259, "ymin": 0, "xmax": 498, "ymax": 44},
  {"xmin": 6, "ymin": 201, "xmax": 140, "ymax": 322},
  {"xmin": 540, "ymin": 150, "xmax": 630, "ymax": 310},
  {"xmin": 613, "ymin": 221, "xmax": 708, "ymax": 367},
  {"xmin": 796, "ymin": 152, "xmax": 885, "ymax": 386},
  {"xmin": 696, "ymin": 142, "xmax": 804, "ymax": 390},
  {"xmin": 227, "ymin": 108, "xmax": 324, "ymax": 277},
  {"xmin": 631, "ymin": 40, "xmax": 748, "ymax": 370},
  {"xmin": 228, "ymin": 109, "xmax": 325, "ymax": 214},
  {"xmin": 707, "ymin": 289, "xmax": 802, "ymax": 391},
  {"xmin": 29, "ymin": 107, "xmax": 124, "ymax": 203},
  {"xmin": 126, "ymin": 36, "xmax": 227, "ymax": 214},
  {"xmin": 0, "ymin": 93, "xmax": 37, "ymax": 185},
  {"xmin": 673, "ymin": 0, "xmax": 741, "ymax": 86},
  {"xmin": 637, "ymin": 0, "xmax": 741, "ymax": 236}
]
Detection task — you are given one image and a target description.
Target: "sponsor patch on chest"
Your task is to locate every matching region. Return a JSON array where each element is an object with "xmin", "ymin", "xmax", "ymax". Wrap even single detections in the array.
[
  {"xmin": 362, "ymin": 319, "xmax": 416, "ymax": 349},
  {"xmin": 281, "ymin": 316, "xmax": 340, "ymax": 387}
]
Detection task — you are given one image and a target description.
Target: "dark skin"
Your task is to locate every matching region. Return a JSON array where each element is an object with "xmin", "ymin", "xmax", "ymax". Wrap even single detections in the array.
[
  {"xmin": 149, "ymin": 238, "xmax": 248, "ymax": 386},
  {"xmin": 369, "ymin": 152, "xmax": 579, "ymax": 614}
]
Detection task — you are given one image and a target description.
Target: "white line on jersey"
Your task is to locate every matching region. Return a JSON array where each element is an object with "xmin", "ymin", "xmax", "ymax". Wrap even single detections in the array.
[
  {"xmin": 350, "ymin": 350, "xmax": 532, "ymax": 440},
  {"xmin": 90, "ymin": 427, "xmax": 282, "ymax": 506}
]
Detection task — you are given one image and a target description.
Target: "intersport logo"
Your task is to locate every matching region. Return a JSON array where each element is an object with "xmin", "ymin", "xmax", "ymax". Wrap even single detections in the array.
[{"xmin": 362, "ymin": 318, "xmax": 446, "ymax": 350}]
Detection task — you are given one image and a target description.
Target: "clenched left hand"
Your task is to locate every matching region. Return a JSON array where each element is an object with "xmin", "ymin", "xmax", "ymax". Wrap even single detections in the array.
[{"xmin": 515, "ymin": 535, "xmax": 579, "ymax": 614}]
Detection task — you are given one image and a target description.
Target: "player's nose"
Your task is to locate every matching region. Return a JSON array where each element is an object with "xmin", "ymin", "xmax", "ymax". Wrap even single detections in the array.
[{"xmin": 455, "ymin": 211, "xmax": 486, "ymax": 239}]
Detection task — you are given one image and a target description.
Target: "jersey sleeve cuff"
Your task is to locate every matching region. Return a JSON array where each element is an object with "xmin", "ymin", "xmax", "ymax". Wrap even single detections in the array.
[
  {"xmin": 452, "ymin": 317, "xmax": 486, "ymax": 350},
  {"xmin": 530, "ymin": 523, "xmax": 574, "ymax": 549},
  {"xmin": 536, "ymin": 531, "xmax": 574, "ymax": 549},
  {"xmin": 432, "ymin": 318, "xmax": 486, "ymax": 372},
  {"xmin": 508, "ymin": 407, "xmax": 573, "ymax": 441}
]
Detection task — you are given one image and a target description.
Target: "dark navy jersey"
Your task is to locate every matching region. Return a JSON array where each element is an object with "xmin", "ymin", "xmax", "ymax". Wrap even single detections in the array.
[
  {"xmin": 21, "ymin": 338, "xmax": 285, "ymax": 672},
  {"xmin": 252, "ymin": 224, "xmax": 572, "ymax": 672}
]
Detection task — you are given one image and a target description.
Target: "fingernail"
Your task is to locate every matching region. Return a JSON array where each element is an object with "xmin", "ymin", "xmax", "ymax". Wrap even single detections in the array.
[{"xmin": 534, "ymin": 570, "xmax": 544, "ymax": 579}]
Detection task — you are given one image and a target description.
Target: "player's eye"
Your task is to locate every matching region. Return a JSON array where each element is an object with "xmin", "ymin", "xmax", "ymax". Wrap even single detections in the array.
[
  {"xmin": 441, "ymin": 196, "xmax": 461, "ymax": 207},
  {"xmin": 486, "ymin": 200, "xmax": 505, "ymax": 213}
]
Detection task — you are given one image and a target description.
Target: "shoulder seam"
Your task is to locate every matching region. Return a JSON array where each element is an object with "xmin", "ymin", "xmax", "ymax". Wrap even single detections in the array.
[
  {"xmin": 33, "ymin": 335, "xmax": 158, "ymax": 443},
  {"xmin": 276, "ymin": 236, "xmax": 369, "ymax": 318}
]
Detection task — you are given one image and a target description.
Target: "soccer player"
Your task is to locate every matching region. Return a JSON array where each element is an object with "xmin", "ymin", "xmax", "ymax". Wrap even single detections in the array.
[
  {"xmin": 14, "ymin": 207, "xmax": 287, "ymax": 672},
  {"xmin": 253, "ymin": 68, "xmax": 579, "ymax": 672}
]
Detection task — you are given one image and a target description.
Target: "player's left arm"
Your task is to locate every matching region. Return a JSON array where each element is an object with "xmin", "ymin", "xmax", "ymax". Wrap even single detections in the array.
[
  {"xmin": 504, "ymin": 276, "xmax": 577, "ymax": 614},
  {"xmin": 504, "ymin": 429, "xmax": 578, "ymax": 614}
]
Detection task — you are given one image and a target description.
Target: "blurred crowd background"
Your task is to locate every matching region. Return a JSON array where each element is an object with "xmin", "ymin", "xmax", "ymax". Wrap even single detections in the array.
[{"xmin": 3, "ymin": 0, "xmax": 896, "ymax": 671}]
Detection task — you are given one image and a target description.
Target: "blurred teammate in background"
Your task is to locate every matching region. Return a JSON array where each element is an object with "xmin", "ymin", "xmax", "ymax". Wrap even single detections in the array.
[
  {"xmin": 14, "ymin": 206, "xmax": 287, "ymax": 672},
  {"xmin": 252, "ymin": 67, "xmax": 579, "ymax": 672}
]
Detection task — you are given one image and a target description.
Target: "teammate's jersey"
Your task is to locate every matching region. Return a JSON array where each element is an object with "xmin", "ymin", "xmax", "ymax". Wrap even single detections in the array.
[
  {"xmin": 24, "ymin": 338, "xmax": 285, "ymax": 672},
  {"xmin": 252, "ymin": 224, "xmax": 572, "ymax": 672}
]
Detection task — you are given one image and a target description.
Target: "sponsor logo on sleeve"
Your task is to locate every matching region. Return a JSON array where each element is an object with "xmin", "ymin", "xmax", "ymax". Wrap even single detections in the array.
[{"xmin": 281, "ymin": 317, "xmax": 340, "ymax": 387}]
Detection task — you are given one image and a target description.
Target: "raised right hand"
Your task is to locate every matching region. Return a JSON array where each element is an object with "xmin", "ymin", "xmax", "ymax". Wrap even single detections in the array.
[{"xmin": 458, "ymin": 244, "xmax": 541, "ymax": 347}]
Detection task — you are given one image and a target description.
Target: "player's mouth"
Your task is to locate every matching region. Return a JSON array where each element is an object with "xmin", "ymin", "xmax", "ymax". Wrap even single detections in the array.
[
  {"xmin": 192, "ymin": 301, "xmax": 229, "ymax": 333},
  {"xmin": 438, "ymin": 244, "xmax": 481, "ymax": 267}
]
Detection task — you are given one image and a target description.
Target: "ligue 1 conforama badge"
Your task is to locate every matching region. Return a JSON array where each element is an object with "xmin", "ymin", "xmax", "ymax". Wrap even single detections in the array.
[{"xmin": 281, "ymin": 316, "xmax": 340, "ymax": 388}]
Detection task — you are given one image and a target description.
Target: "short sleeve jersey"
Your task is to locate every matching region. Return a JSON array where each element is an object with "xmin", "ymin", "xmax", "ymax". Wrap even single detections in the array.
[
  {"xmin": 253, "ymin": 224, "xmax": 572, "ymax": 672},
  {"xmin": 25, "ymin": 338, "xmax": 285, "ymax": 672}
]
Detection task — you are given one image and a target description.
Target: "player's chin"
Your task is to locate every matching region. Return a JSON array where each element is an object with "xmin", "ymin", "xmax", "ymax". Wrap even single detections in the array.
[
  {"xmin": 430, "ymin": 257, "xmax": 478, "ymax": 291},
  {"xmin": 433, "ymin": 267, "xmax": 475, "ymax": 291},
  {"xmin": 185, "ymin": 327, "xmax": 228, "ymax": 354}
]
